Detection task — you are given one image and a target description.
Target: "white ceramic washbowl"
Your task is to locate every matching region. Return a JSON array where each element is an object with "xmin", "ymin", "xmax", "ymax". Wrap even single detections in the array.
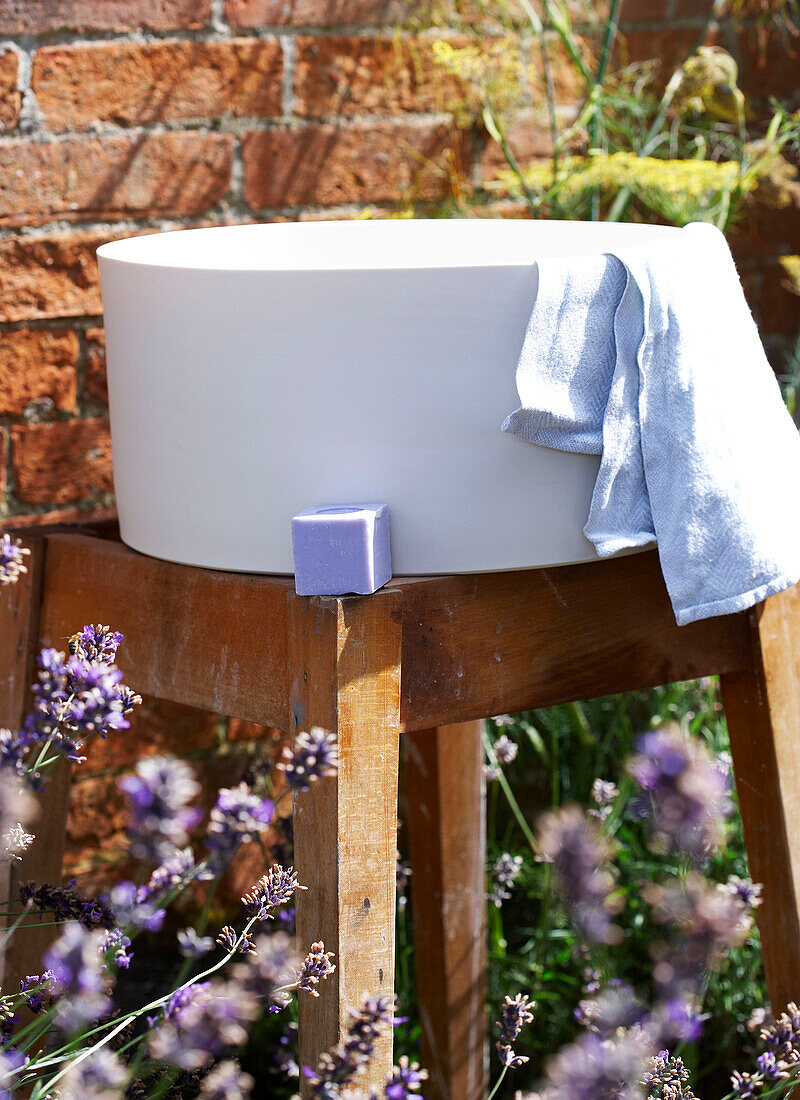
[{"xmin": 97, "ymin": 219, "xmax": 678, "ymax": 576}]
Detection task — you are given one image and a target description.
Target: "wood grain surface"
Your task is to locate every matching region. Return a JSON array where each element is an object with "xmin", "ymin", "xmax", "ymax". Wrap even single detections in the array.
[
  {"xmin": 721, "ymin": 584, "xmax": 800, "ymax": 1011},
  {"xmin": 288, "ymin": 588, "xmax": 403, "ymax": 1095},
  {"xmin": 405, "ymin": 721, "xmax": 488, "ymax": 1100}
]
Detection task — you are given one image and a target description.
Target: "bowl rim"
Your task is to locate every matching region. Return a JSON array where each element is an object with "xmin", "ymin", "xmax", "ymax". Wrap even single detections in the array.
[{"xmin": 96, "ymin": 218, "xmax": 684, "ymax": 275}]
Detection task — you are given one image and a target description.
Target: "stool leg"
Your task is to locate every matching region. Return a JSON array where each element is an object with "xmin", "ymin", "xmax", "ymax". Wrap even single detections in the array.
[
  {"xmin": 404, "ymin": 721, "xmax": 488, "ymax": 1100},
  {"xmin": 720, "ymin": 586, "xmax": 800, "ymax": 1012},
  {"xmin": 0, "ymin": 536, "xmax": 71, "ymax": 990},
  {"xmin": 288, "ymin": 589, "xmax": 402, "ymax": 1096}
]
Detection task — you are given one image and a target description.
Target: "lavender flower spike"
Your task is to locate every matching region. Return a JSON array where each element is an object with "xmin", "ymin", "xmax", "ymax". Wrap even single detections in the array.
[
  {"xmin": 537, "ymin": 804, "xmax": 623, "ymax": 945},
  {"xmin": 44, "ymin": 921, "xmax": 110, "ymax": 1032},
  {"xmin": 149, "ymin": 979, "xmax": 260, "ymax": 1071},
  {"xmin": 642, "ymin": 1049, "xmax": 699, "ymax": 1099},
  {"xmin": 279, "ymin": 727, "xmax": 339, "ymax": 793},
  {"xmin": 0, "ymin": 534, "xmax": 30, "ymax": 587},
  {"xmin": 488, "ymin": 852, "xmax": 523, "ymax": 908},
  {"xmin": 242, "ymin": 863, "xmax": 307, "ymax": 920},
  {"xmin": 59, "ymin": 1046, "xmax": 128, "ymax": 1100},
  {"xmin": 204, "ymin": 782, "xmax": 274, "ymax": 872},
  {"xmin": 298, "ymin": 941, "xmax": 336, "ymax": 997},
  {"xmin": 496, "ymin": 993, "xmax": 535, "ymax": 1068},
  {"xmin": 384, "ymin": 1055, "xmax": 428, "ymax": 1098},
  {"xmin": 627, "ymin": 723, "xmax": 730, "ymax": 860},
  {"xmin": 303, "ymin": 994, "xmax": 395, "ymax": 1096},
  {"xmin": 199, "ymin": 1060, "xmax": 255, "ymax": 1100},
  {"xmin": 119, "ymin": 756, "xmax": 201, "ymax": 862}
]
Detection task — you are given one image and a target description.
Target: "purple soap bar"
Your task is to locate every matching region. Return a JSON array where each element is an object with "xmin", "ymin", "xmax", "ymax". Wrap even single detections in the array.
[{"xmin": 291, "ymin": 503, "xmax": 392, "ymax": 596}]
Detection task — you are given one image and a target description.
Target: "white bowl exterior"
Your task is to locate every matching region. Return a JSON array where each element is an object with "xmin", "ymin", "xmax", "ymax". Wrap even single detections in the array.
[{"xmin": 97, "ymin": 221, "xmax": 671, "ymax": 575}]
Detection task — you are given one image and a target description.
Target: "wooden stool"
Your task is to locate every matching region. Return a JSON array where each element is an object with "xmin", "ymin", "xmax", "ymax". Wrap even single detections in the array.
[{"xmin": 2, "ymin": 527, "xmax": 800, "ymax": 1099}]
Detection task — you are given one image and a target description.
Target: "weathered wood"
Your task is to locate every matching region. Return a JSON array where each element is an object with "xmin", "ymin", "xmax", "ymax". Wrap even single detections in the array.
[
  {"xmin": 399, "ymin": 550, "xmax": 753, "ymax": 730},
  {"xmin": 288, "ymin": 588, "xmax": 402, "ymax": 1095},
  {"xmin": 0, "ymin": 535, "xmax": 72, "ymax": 992},
  {"xmin": 36, "ymin": 537, "xmax": 753, "ymax": 736},
  {"xmin": 720, "ymin": 586, "xmax": 800, "ymax": 1012},
  {"xmin": 404, "ymin": 721, "xmax": 487, "ymax": 1100},
  {"xmin": 39, "ymin": 533, "xmax": 292, "ymax": 728}
]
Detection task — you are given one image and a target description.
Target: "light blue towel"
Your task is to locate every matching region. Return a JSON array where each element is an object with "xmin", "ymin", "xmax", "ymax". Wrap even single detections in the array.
[{"xmin": 502, "ymin": 221, "xmax": 800, "ymax": 626}]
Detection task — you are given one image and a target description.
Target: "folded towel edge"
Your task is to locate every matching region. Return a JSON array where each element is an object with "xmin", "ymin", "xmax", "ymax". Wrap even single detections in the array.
[{"xmin": 675, "ymin": 568, "xmax": 800, "ymax": 626}]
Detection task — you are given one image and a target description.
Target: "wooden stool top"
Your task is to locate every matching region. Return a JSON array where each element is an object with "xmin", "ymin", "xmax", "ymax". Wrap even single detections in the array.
[{"xmin": 26, "ymin": 528, "xmax": 754, "ymax": 731}]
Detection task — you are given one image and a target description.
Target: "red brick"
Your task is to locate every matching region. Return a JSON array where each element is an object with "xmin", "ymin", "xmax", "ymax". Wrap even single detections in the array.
[
  {"xmin": 0, "ymin": 231, "xmax": 107, "ymax": 323},
  {"xmin": 66, "ymin": 773, "xmax": 129, "ymax": 849},
  {"xmin": 729, "ymin": 202, "xmax": 800, "ymax": 262},
  {"xmin": 34, "ymin": 40, "xmax": 283, "ymax": 133},
  {"xmin": 0, "ymin": 503, "xmax": 117, "ymax": 531},
  {"xmin": 761, "ymin": 262, "xmax": 800, "ymax": 339},
  {"xmin": 0, "ymin": 329, "xmax": 78, "ymax": 416},
  {"xmin": 618, "ymin": 0, "xmax": 672, "ymax": 18},
  {"xmin": 85, "ymin": 327, "xmax": 108, "ymax": 406},
  {"xmin": 0, "ymin": 133, "xmax": 233, "ymax": 227},
  {"xmin": 242, "ymin": 122, "xmax": 471, "ymax": 207},
  {"xmin": 11, "ymin": 418, "xmax": 113, "ymax": 505},
  {"xmin": 226, "ymin": 0, "xmax": 421, "ymax": 27},
  {"xmin": 294, "ymin": 36, "xmax": 464, "ymax": 118},
  {"xmin": 0, "ymin": 49, "xmax": 19, "ymax": 132},
  {"xmin": 616, "ymin": 25, "xmax": 717, "ymax": 80},
  {"xmin": 0, "ymin": 0, "xmax": 211, "ymax": 34},
  {"xmin": 670, "ymin": 0, "xmax": 717, "ymax": 16},
  {"xmin": 80, "ymin": 698, "xmax": 219, "ymax": 773},
  {"xmin": 736, "ymin": 25, "xmax": 800, "ymax": 106},
  {"xmin": 481, "ymin": 110, "xmax": 553, "ymax": 179}
]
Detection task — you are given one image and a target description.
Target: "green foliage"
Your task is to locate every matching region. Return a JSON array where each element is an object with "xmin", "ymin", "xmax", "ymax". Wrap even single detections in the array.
[
  {"xmin": 481, "ymin": 681, "xmax": 767, "ymax": 1098},
  {"xmin": 431, "ymin": 0, "xmax": 800, "ymax": 231}
]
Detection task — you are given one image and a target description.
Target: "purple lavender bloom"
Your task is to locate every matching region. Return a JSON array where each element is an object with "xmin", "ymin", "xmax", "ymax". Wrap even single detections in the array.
[
  {"xmin": 303, "ymin": 994, "xmax": 395, "ymax": 1097},
  {"xmin": 204, "ymin": 783, "xmax": 274, "ymax": 872},
  {"xmin": 44, "ymin": 921, "xmax": 110, "ymax": 1032},
  {"xmin": 0, "ymin": 1047, "xmax": 29, "ymax": 1100},
  {"xmin": 0, "ymin": 535, "xmax": 30, "ymax": 587},
  {"xmin": 496, "ymin": 993, "xmax": 535, "ymax": 1068},
  {"xmin": 241, "ymin": 864, "xmax": 306, "ymax": 921},
  {"xmin": 141, "ymin": 846, "xmax": 199, "ymax": 900},
  {"xmin": 724, "ymin": 1001, "xmax": 800, "ymax": 1094},
  {"xmin": 488, "ymin": 852, "xmax": 523, "ymax": 908},
  {"xmin": 537, "ymin": 804, "xmax": 623, "ymax": 945},
  {"xmin": 642, "ymin": 1049, "xmax": 698, "ymax": 1099},
  {"xmin": 119, "ymin": 756, "xmax": 201, "ymax": 862},
  {"xmin": 233, "ymin": 931, "xmax": 297, "ymax": 1005},
  {"xmin": 493, "ymin": 734, "xmax": 518, "ymax": 765},
  {"xmin": 149, "ymin": 979, "xmax": 259, "ymax": 1071},
  {"xmin": 198, "ymin": 1060, "xmax": 254, "ymax": 1099},
  {"xmin": 59, "ymin": 1046, "xmax": 128, "ymax": 1100},
  {"xmin": 100, "ymin": 927, "xmax": 134, "ymax": 970},
  {"xmin": 276, "ymin": 1021, "xmax": 299, "ymax": 1079},
  {"xmin": 298, "ymin": 941, "xmax": 336, "ymax": 997},
  {"xmin": 539, "ymin": 1030, "xmax": 652, "ymax": 1100},
  {"xmin": 109, "ymin": 880, "xmax": 165, "ymax": 932},
  {"xmin": 20, "ymin": 879, "xmax": 116, "ymax": 930},
  {"xmin": 575, "ymin": 984, "xmax": 645, "ymax": 1038},
  {"xmin": 278, "ymin": 728, "xmax": 339, "ymax": 793},
  {"xmin": 61, "ymin": 658, "xmax": 129, "ymax": 741},
  {"xmin": 69, "ymin": 624, "xmax": 124, "ymax": 665},
  {"xmin": 646, "ymin": 872, "xmax": 752, "ymax": 1042},
  {"xmin": 383, "ymin": 1056, "xmax": 428, "ymax": 1098},
  {"xmin": 19, "ymin": 972, "xmax": 55, "ymax": 1014},
  {"xmin": 628, "ymin": 724, "xmax": 730, "ymax": 861},
  {"xmin": 653, "ymin": 997, "xmax": 706, "ymax": 1044},
  {"xmin": 178, "ymin": 928, "xmax": 214, "ymax": 958}
]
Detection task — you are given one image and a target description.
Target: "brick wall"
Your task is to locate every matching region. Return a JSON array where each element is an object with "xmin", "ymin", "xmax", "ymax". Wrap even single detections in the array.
[{"xmin": 0, "ymin": 0, "xmax": 798, "ymax": 898}]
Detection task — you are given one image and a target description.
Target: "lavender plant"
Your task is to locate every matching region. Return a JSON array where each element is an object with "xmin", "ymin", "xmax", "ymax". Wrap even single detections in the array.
[{"xmin": 481, "ymin": 696, "xmax": 783, "ymax": 1099}]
